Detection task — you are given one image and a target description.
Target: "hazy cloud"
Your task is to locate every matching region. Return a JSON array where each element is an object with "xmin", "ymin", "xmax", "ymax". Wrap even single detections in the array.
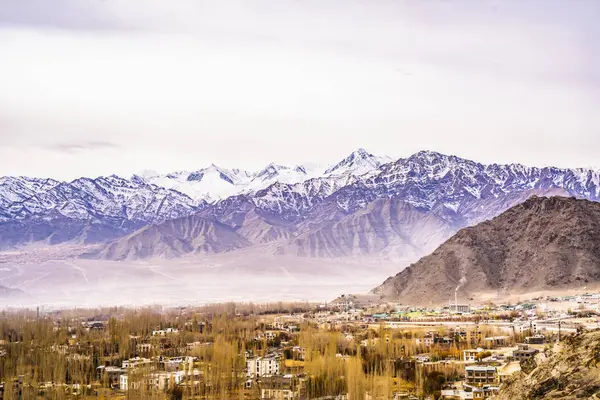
[
  {"xmin": 44, "ymin": 141, "xmax": 120, "ymax": 154},
  {"xmin": 0, "ymin": 0, "xmax": 127, "ymax": 31},
  {"xmin": 0, "ymin": 0, "xmax": 599, "ymax": 179}
]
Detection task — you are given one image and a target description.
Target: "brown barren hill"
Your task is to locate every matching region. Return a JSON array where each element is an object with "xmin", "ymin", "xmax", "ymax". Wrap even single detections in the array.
[
  {"xmin": 281, "ymin": 198, "xmax": 459, "ymax": 259},
  {"xmin": 373, "ymin": 196, "xmax": 600, "ymax": 305},
  {"xmin": 88, "ymin": 214, "xmax": 250, "ymax": 260}
]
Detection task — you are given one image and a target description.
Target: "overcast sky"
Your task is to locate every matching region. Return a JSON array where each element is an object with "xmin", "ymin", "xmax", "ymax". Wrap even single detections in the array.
[{"xmin": 1, "ymin": 0, "xmax": 599, "ymax": 179}]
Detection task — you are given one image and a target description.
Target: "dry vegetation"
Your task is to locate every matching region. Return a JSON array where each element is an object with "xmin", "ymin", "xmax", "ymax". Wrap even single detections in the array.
[{"xmin": 0, "ymin": 303, "xmax": 526, "ymax": 399}]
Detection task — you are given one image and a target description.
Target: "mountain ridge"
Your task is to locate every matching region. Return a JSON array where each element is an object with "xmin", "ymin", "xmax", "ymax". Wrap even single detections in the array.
[
  {"xmin": 2, "ymin": 150, "xmax": 600, "ymax": 257},
  {"xmin": 372, "ymin": 195, "xmax": 600, "ymax": 305},
  {"xmin": 85, "ymin": 214, "xmax": 250, "ymax": 260}
]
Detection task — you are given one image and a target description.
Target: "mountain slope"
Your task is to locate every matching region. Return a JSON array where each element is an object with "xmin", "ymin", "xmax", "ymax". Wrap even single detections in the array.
[
  {"xmin": 4, "ymin": 175, "xmax": 203, "ymax": 223},
  {"xmin": 195, "ymin": 195, "xmax": 297, "ymax": 245},
  {"xmin": 89, "ymin": 215, "xmax": 250, "ymax": 260},
  {"xmin": 0, "ymin": 175, "xmax": 205, "ymax": 250},
  {"xmin": 143, "ymin": 165, "xmax": 253, "ymax": 203},
  {"xmin": 324, "ymin": 148, "xmax": 388, "ymax": 176},
  {"xmin": 331, "ymin": 151, "xmax": 600, "ymax": 215},
  {"xmin": 496, "ymin": 330, "xmax": 600, "ymax": 399},
  {"xmin": 0, "ymin": 215, "xmax": 142, "ymax": 249},
  {"xmin": 140, "ymin": 149, "xmax": 384, "ymax": 203},
  {"xmin": 373, "ymin": 196, "xmax": 600, "ymax": 305},
  {"xmin": 279, "ymin": 198, "xmax": 459, "ymax": 259},
  {"xmin": 0, "ymin": 176, "xmax": 60, "ymax": 209},
  {"xmin": 2, "ymin": 150, "xmax": 600, "ymax": 254}
]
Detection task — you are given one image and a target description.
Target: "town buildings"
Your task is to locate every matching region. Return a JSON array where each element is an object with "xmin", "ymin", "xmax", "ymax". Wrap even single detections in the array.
[
  {"xmin": 512, "ymin": 344, "xmax": 539, "ymax": 362},
  {"xmin": 247, "ymin": 354, "xmax": 281, "ymax": 378}
]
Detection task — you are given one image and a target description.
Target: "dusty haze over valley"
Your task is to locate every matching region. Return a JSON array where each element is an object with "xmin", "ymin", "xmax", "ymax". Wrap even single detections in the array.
[
  {"xmin": 3, "ymin": 3, "xmax": 600, "ymax": 400},
  {"xmin": 1, "ymin": 148, "xmax": 599, "ymax": 309},
  {"xmin": 1, "ymin": 0, "xmax": 600, "ymax": 310}
]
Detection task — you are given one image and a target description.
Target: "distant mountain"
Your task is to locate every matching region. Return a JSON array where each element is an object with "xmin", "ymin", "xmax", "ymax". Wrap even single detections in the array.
[
  {"xmin": 0, "ymin": 215, "xmax": 142, "ymax": 249},
  {"xmin": 196, "ymin": 196, "xmax": 297, "ymax": 245},
  {"xmin": 142, "ymin": 150, "xmax": 384, "ymax": 203},
  {"xmin": 249, "ymin": 163, "xmax": 309, "ymax": 188},
  {"xmin": 87, "ymin": 214, "xmax": 250, "ymax": 260},
  {"xmin": 0, "ymin": 176, "xmax": 60, "ymax": 208},
  {"xmin": 2, "ymin": 149, "xmax": 600, "ymax": 257},
  {"xmin": 0, "ymin": 175, "xmax": 204, "ymax": 250},
  {"xmin": 324, "ymin": 148, "xmax": 390, "ymax": 176},
  {"xmin": 328, "ymin": 150, "xmax": 600, "ymax": 215},
  {"xmin": 372, "ymin": 196, "xmax": 600, "ymax": 305},
  {"xmin": 278, "ymin": 198, "xmax": 458, "ymax": 259},
  {"xmin": 143, "ymin": 165, "xmax": 253, "ymax": 203},
  {"xmin": 0, "ymin": 175, "xmax": 203, "ymax": 223}
]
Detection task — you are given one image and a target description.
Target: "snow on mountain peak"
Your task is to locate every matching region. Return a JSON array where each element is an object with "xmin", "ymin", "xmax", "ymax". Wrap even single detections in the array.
[
  {"xmin": 142, "ymin": 164, "xmax": 248, "ymax": 203},
  {"xmin": 128, "ymin": 150, "xmax": 390, "ymax": 203},
  {"xmin": 244, "ymin": 163, "xmax": 313, "ymax": 193},
  {"xmin": 325, "ymin": 148, "xmax": 383, "ymax": 176},
  {"xmin": 4, "ymin": 149, "xmax": 600, "ymax": 253},
  {"xmin": 255, "ymin": 163, "xmax": 289, "ymax": 179},
  {"xmin": 139, "ymin": 169, "xmax": 160, "ymax": 179}
]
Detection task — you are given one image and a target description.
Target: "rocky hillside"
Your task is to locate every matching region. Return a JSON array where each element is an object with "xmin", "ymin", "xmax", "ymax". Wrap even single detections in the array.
[
  {"xmin": 3, "ymin": 149, "xmax": 600, "ymax": 260},
  {"xmin": 88, "ymin": 188, "xmax": 571, "ymax": 261},
  {"xmin": 373, "ymin": 196, "xmax": 600, "ymax": 304},
  {"xmin": 279, "ymin": 198, "xmax": 459, "ymax": 259},
  {"xmin": 496, "ymin": 330, "xmax": 600, "ymax": 399},
  {"xmin": 86, "ymin": 215, "xmax": 249, "ymax": 260}
]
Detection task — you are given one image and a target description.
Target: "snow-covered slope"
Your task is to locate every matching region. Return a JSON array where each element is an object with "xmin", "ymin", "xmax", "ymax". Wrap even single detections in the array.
[
  {"xmin": 3, "ymin": 175, "xmax": 203, "ymax": 223},
  {"xmin": 324, "ymin": 148, "xmax": 389, "ymax": 177},
  {"xmin": 0, "ymin": 176, "xmax": 60, "ymax": 208},
  {"xmin": 143, "ymin": 165, "xmax": 252, "ymax": 203},
  {"xmin": 359, "ymin": 150, "xmax": 600, "ymax": 210},
  {"xmin": 245, "ymin": 163, "xmax": 312, "ymax": 191},
  {"xmin": 0, "ymin": 174, "xmax": 206, "ymax": 249},
  {"xmin": 187, "ymin": 150, "xmax": 600, "ymax": 260},
  {"xmin": 2, "ymin": 149, "xmax": 600, "ymax": 255},
  {"xmin": 139, "ymin": 150, "xmax": 384, "ymax": 203}
]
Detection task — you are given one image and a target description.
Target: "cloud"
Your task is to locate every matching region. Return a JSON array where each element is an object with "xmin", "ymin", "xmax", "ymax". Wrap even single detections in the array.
[
  {"xmin": 0, "ymin": 0, "xmax": 598, "ymax": 179},
  {"xmin": 44, "ymin": 141, "xmax": 120, "ymax": 154},
  {"xmin": 0, "ymin": 0, "xmax": 127, "ymax": 31}
]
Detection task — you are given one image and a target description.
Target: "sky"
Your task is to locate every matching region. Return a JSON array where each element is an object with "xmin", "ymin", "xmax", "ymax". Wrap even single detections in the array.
[{"xmin": 0, "ymin": 0, "xmax": 599, "ymax": 180}]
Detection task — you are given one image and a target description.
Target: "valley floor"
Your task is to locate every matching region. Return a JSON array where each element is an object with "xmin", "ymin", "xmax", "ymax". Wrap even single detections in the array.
[{"xmin": 0, "ymin": 246, "xmax": 404, "ymax": 309}]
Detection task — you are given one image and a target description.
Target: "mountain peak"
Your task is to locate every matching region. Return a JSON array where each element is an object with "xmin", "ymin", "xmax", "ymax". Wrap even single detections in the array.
[
  {"xmin": 203, "ymin": 163, "xmax": 225, "ymax": 173},
  {"xmin": 352, "ymin": 147, "xmax": 371, "ymax": 157},
  {"xmin": 255, "ymin": 163, "xmax": 288, "ymax": 179},
  {"xmin": 325, "ymin": 148, "xmax": 381, "ymax": 176},
  {"xmin": 409, "ymin": 150, "xmax": 451, "ymax": 163}
]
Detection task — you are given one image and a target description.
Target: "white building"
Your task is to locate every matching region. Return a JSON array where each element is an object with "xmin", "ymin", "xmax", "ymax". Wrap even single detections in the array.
[
  {"xmin": 163, "ymin": 356, "xmax": 195, "ymax": 372},
  {"xmin": 122, "ymin": 357, "xmax": 153, "ymax": 369},
  {"xmin": 291, "ymin": 346, "xmax": 306, "ymax": 361},
  {"xmin": 463, "ymin": 348, "xmax": 484, "ymax": 363},
  {"xmin": 119, "ymin": 374, "xmax": 131, "ymax": 391},
  {"xmin": 137, "ymin": 343, "xmax": 153, "ymax": 353},
  {"xmin": 415, "ymin": 333, "xmax": 435, "ymax": 346},
  {"xmin": 119, "ymin": 371, "xmax": 186, "ymax": 391},
  {"xmin": 246, "ymin": 354, "xmax": 280, "ymax": 378},
  {"xmin": 148, "ymin": 371, "xmax": 186, "ymax": 390},
  {"xmin": 152, "ymin": 328, "xmax": 179, "ymax": 336},
  {"xmin": 441, "ymin": 386, "xmax": 499, "ymax": 399}
]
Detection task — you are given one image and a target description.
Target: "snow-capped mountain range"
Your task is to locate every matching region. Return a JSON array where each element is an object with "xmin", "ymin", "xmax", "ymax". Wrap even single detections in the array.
[
  {"xmin": 141, "ymin": 148, "xmax": 390, "ymax": 203},
  {"xmin": 1, "ymin": 148, "xmax": 599, "ymax": 256}
]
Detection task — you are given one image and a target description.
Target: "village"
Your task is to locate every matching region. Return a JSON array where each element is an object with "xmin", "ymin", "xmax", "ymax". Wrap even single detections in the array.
[{"xmin": 1, "ymin": 292, "xmax": 599, "ymax": 399}]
